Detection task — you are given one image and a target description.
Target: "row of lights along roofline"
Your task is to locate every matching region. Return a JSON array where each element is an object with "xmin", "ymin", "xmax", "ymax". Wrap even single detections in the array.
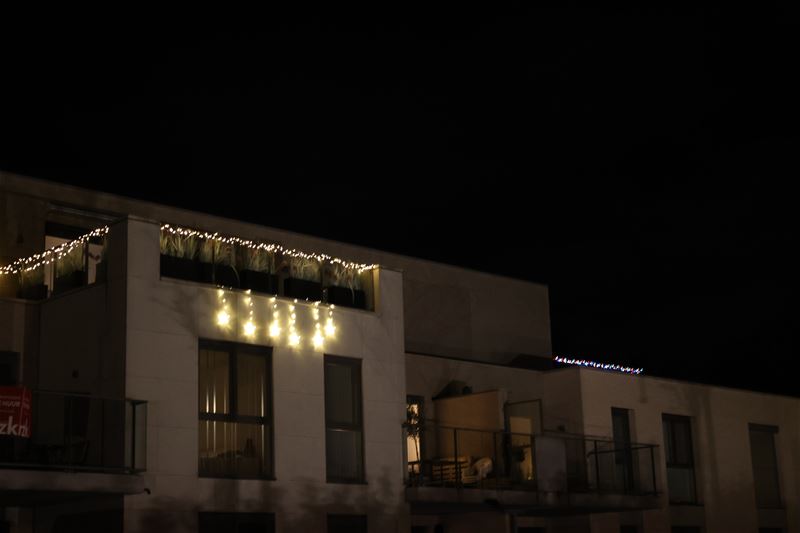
[
  {"xmin": 161, "ymin": 224, "xmax": 379, "ymax": 273},
  {"xmin": 554, "ymin": 356, "xmax": 644, "ymax": 375},
  {"xmin": 0, "ymin": 224, "xmax": 380, "ymax": 276}
]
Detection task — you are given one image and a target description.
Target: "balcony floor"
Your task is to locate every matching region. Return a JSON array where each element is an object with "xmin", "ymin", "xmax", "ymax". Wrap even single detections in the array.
[
  {"xmin": 406, "ymin": 486, "xmax": 661, "ymax": 515},
  {"xmin": 0, "ymin": 468, "xmax": 145, "ymax": 506}
]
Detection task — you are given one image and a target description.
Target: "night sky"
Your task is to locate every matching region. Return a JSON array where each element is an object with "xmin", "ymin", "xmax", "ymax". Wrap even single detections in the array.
[{"xmin": 1, "ymin": 10, "xmax": 795, "ymax": 395}]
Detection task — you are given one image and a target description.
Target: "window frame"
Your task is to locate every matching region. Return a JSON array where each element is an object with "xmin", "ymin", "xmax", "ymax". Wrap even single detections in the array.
[
  {"xmin": 324, "ymin": 354, "xmax": 365, "ymax": 484},
  {"xmin": 749, "ymin": 423, "xmax": 782, "ymax": 509},
  {"xmin": 198, "ymin": 339, "xmax": 274, "ymax": 480},
  {"xmin": 327, "ymin": 514, "xmax": 367, "ymax": 533},
  {"xmin": 662, "ymin": 413, "xmax": 698, "ymax": 504}
]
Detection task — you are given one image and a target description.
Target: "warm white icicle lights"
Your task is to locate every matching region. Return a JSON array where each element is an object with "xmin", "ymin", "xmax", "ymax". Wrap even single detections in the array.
[
  {"xmin": 268, "ymin": 297, "xmax": 281, "ymax": 339},
  {"xmin": 243, "ymin": 290, "xmax": 256, "ymax": 338},
  {"xmin": 287, "ymin": 300, "xmax": 301, "ymax": 347}
]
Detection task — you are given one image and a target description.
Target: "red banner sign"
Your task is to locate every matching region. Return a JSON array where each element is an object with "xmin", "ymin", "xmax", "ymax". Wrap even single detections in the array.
[{"xmin": 0, "ymin": 386, "xmax": 32, "ymax": 438}]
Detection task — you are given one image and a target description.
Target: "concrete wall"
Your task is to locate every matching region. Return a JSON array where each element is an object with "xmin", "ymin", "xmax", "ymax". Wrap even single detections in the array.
[
  {"xmin": 121, "ymin": 218, "xmax": 408, "ymax": 532},
  {"xmin": 578, "ymin": 368, "xmax": 800, "ymax": 533},
  {"xmin": 1, "ymin": 172, "xmax": 552, "ymax": 365},
  {"xmin": 406, "ymin": 354, "xmax": 800, "ymax": 533}
]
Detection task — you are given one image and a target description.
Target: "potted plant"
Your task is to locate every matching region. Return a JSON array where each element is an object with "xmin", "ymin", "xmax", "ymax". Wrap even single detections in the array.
[
  {"xmin": 54, "ymin": 245, "xmax": 87, "ymax": 294},
  {"xmin": 92, "ymin": 243, "xmax": 107, "ymax": 283},
  {"xmin": 160, "ymin": 231, "xmax": 200, "ymax": 281},
  {"xmin": 199, "ymin": 239, "xmax": 239, "ymax": 287},
  {"xmin": 324, "ymin": 263, "xmax": 366, "ymax": 309},
  {"xmin": 17, "ymin": 265, "xmax": 48, "ymax": 300},
  {"xmin": 283, "ymin": 255, "xmax": 322, "ymax": 301},
  {"xmin": 239, "ymin": 247, "xmax": 277, "ymax": 295}
]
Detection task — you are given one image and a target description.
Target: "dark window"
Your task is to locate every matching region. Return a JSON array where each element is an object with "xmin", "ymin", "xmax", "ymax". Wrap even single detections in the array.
[
  {"xmin": 759, "ymin": 528, "xmax": 783, "ymax": 533},
  {"xmin": 0, "ymin": 351, "xmax": 20, "ymax": 385},
  {"xmin": 327, "ymin": 514, "xmax": 367, "ymax": 533},
  {"xmin": 749, "ymin": 424, "xmax": 781, "ymax": 508},
  {"xmin": 620, "ymin": 526, "xmax": 638, "ymax": 533},
  {"xmin": 324, "ymin": 355, "xmax": 364, "ymax": 483},
  {"xmin": 662, "ymin": 414, "xmax": 697, "ymax": 504},
  {"xmin": 199, "ymin": 512, "xmax": 275, "ymax": 533},
  {"xmin": 518, "ymin": 528, "xmax": 546, "ymax": 533},
  {"xmin": 671, "ymin": 528, "xmax": 701, "ymax": 533},
  {"xmin": 198, "ymin": 340, "xmax": 273, "ymax": 479},
  {"xmin": 411, "ymin": 527, "xmax": 428, "ymax": 533}
]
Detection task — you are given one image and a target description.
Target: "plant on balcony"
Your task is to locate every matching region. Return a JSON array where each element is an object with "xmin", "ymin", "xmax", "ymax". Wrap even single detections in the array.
[
  {"xmin": 92, "ymin": 242, "xmax": 107, "ymax": 283},
  {"xmin": 283, "ymin": 255, "xmax": 322, "ymax": 301},
  {"xmin": 160, "ymin": 231, "xmax": 200, "ymax": 281},
  {"xmin": 324, "ymin": 263, "xmax": 366, "ymax": 309},
  {"xmin": 54, "ymin": 245, "xmax": 86, "ymax": 294},
  {"xmin": 239, "ymin": 247, "xmax": 277, "ymax": 295},
  {"xmin": 199, "ymin": 239, "xmax": 239, "ymax": 287},
  {"xmin": 17, "ymin": 265, "xmax": 48, "ymax": 300}
]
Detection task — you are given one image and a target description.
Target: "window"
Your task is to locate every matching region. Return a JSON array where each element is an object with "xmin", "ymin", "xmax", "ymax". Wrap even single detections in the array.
[
  {"xmin": 671, "ymin": 528, "xmax": 701, "ymax": 533},
  {"xmin": 199, "ymin": 512, "xmax": 275, "ymax": 533},
  {"xmin": 406, "ymin": 395, "xmax": 425, "ymax": 474},
  {"xmin": 662, "ymin": 414, "xmax": 697, "ymax": 504},
  {"xmin": 327, "ymin": 514, "xmax": 367, "ymax": 533},
  {"xmin": 620, "ymin": 527, "xmax": 638, "ymax": 533},
  {"xmin": 324, "ymin": 355, "xmax": 364, "ymax": 483},
  {"xmin": 0, "ymin": 352, "xmax": 20, "ymax": 385},
  {"xmin": 749, "ymin": 424, "xmax": 781, "ymax": 508},
  {"xmin": 198, "ymin": 340, "xmax": 272, "ymax": 478}
]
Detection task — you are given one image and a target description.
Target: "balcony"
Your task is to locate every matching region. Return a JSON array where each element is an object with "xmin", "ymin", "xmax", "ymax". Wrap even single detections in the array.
[
  {"xmin": 0, "ymin": 226, "xmax": 109, "ymax": 301},
  {"xmin": 158, "ymin": 224, "xmax": 377, "ymax": 311},
  {"xmin": 405, "ymin": 422, "xmax": 660, "ymax": 514},
  {"xmin": 0, "ymin": 391, "xmax": 146, "ymax": 504}
]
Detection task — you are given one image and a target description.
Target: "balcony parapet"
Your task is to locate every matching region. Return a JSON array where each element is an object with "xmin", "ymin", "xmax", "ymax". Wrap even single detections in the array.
[{"xmin": 0, "ymin": 390, "xmax": 146, "ymax": 475}]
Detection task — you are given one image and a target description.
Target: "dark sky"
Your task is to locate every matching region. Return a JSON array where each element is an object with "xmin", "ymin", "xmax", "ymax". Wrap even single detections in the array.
[{"xmin": 1, "ymin": 10, "xmax": 796, "ymax": 394}]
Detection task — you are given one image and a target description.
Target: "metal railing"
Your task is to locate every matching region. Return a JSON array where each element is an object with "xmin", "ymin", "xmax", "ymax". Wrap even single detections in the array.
[
  {"xmin": 405, "ymin": 422, "xmax": 657, "ymax": 496},
  {"xmin": 0, "ymin": 391, "xmax": 146, "ymax": 474}
]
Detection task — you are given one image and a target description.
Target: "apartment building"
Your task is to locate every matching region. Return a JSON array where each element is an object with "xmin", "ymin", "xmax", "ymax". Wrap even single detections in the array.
[{"xmin": 0, "ymin": 172, "xmax": 797, "ymax": 533}]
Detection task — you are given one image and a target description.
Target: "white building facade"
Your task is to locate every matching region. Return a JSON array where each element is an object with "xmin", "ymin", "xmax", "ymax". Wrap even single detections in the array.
[{"xmin": 0, "ymin": 172, "xmax": 797, "ymax": 533}]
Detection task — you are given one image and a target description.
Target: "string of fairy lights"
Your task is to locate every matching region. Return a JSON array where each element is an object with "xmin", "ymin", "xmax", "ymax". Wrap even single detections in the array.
[
  {"xmin": 161, "ymin": 224, "xmax": 378, "ymax": 273},
  {"xmin": 215, "ymin": 289, "xmax": 336, "ymax": 351},
  {"xmin": 0, "ymin": 226, "xmax": 109, "ymax": 276},
  {"xmin": 554, "ymin": 356, "xmax": 643, "ymax": 375}
]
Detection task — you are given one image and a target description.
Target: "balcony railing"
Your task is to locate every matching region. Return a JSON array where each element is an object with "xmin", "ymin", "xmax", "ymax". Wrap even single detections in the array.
[
  {"xmin": 0, "ymin": 391, "xmax": 146, "ymax": 474},
  {"xmin": 1, "ymin": 226, "xmax": 109, "ymax": 301},
  {"xmin": 405, "ymin": 422, "xmax": 658, "ymax": 496}
]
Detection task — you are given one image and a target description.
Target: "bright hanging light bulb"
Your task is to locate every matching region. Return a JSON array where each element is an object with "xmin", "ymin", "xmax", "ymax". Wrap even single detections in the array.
[
  {"xmin": 288, "ymin": 332, "xmax": 301, "ymax": 347},
  {"xmin": 269, "ymin": 322, "xmax": 281, "ymax": 339},
  {"xmin": 324, "ymin": 318, "xmax": 336, "ymax": 337},
  {"xmin": 243, "ymin": 320, "xmax": 256, "ymax": 337},
  {"xmin": 313, "ymin": 324, "xmax": 324, "ymax": 349},
  {"xmin": 216, "ymin": 310, "xmax": 231, "ymax": 327}
]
